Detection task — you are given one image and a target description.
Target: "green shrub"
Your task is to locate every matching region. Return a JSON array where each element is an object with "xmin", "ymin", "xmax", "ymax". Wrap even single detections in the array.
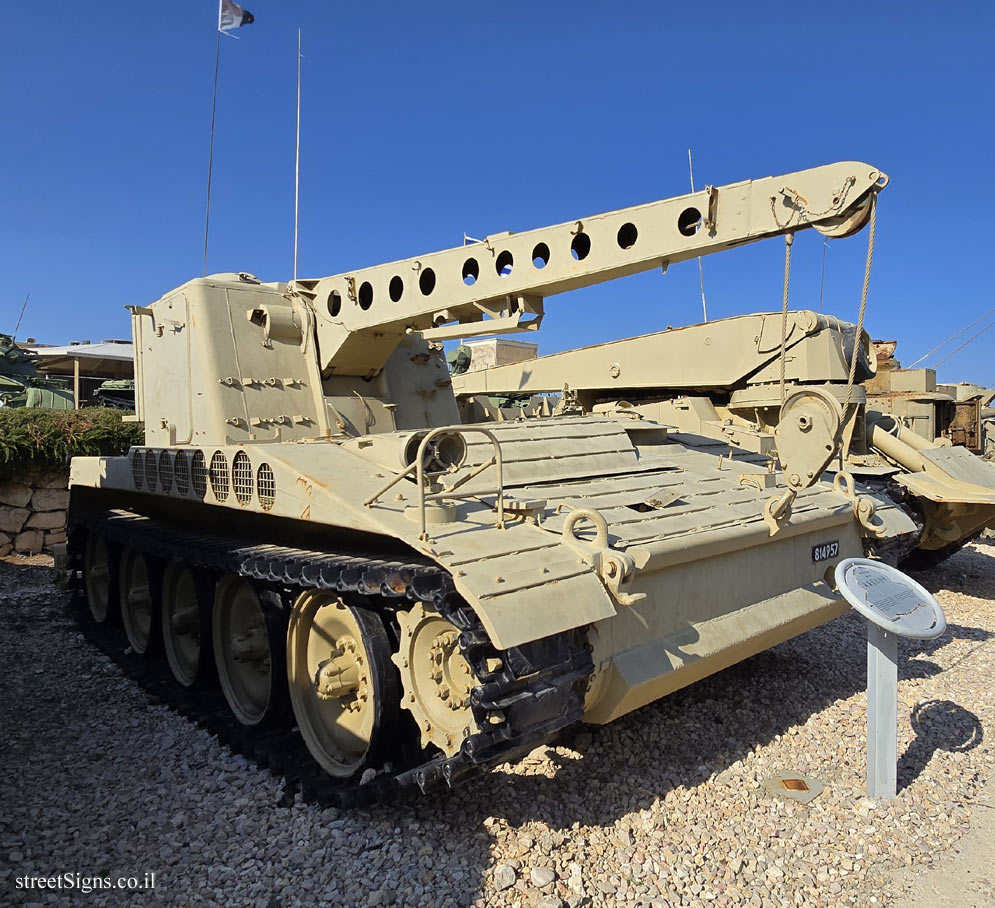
[{"xmin": 0, "ymin": 408, "xmax": 144, "ymax": 482}]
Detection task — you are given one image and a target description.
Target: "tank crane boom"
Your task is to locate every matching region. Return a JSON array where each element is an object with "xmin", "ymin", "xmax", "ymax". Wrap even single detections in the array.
[{"xmin": 291, "ymin": 161, "xmax": 886, "ymax": 375}]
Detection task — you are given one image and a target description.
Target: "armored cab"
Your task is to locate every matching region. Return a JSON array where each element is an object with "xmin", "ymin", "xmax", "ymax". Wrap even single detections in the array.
[{"xmin": 69, "ymin": 161, "xmax": 921, "ymax": 802}]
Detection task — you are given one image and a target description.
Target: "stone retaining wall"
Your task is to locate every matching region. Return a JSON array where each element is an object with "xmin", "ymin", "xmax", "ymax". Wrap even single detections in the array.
[{"xmin": 0, "ymin": 469, "xmax": 69, "ymax": 555}]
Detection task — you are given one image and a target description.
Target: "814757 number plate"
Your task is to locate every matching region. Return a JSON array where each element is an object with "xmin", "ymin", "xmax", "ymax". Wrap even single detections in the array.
[{"xmin": 812, "ymin": 540, "xmax": 840, "ymax": 563}]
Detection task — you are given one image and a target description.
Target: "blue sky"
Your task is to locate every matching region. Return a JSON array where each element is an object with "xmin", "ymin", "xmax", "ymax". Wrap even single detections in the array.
[{"xmin": 2, "ymin": 1, "xmax": 992, "ymax": 384}]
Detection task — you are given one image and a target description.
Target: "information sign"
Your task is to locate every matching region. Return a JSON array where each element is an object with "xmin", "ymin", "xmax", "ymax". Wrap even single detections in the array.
[
  {"xmin": 835, "ymin": 559, "xmax": 946, "ymax": 639},
  {"xmin": 833, "ymin": 558, "xmax": 947, "ymax": 799}
]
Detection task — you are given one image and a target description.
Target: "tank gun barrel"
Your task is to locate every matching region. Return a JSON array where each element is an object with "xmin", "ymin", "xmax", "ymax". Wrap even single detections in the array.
[{"xmin": 291, "ymin": 161, "xmax": 886, "ymax": 376}]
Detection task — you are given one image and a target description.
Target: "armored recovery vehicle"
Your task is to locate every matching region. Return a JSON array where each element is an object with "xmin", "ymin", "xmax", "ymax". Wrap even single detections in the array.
[
  {"xmin": 68, "ymin": 161, "xmax": 918, "ymax": 803},
  {"xmin": 453, "ymin": 313, "xmax": 995, "ymax": 567}
]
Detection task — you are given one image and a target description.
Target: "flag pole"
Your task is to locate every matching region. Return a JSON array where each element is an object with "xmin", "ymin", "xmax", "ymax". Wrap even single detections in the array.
[
  {"xmin": 293, "ymin": 28, "xmax": 302, "ymax": 282},
  {"xmin": 203, "ymin": 4, "xmax": 223, "ymax": 276}
]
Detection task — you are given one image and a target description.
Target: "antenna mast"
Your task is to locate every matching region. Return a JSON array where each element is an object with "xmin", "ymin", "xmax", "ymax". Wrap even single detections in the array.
[
  {"xmin": 293, "ymin": 28, "xmax": 302, "ymax": 282},
  {"xmin": 12, "ymin": 293, "xmax": 29, "ymax": 340},
  {"xmin": 907, "ymin": 307, "xmax": 995, "ymax": 368},
  {"xmin": 688, "ymin": 149, "xmax": 707, "ymax": 322},
  {"xmin": 933, "ymin": 319, "xmax": 995, "ymax": 369},
  {"xmin": 818, "ymin": 239, "xmax": 830, "ymax": 313},
  {"xmin": 203, "ymin": 9, "xmax": 223, "ymax": 277}
]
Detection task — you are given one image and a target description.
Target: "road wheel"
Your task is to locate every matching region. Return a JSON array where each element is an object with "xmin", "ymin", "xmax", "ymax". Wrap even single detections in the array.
[
  {"xmin": 119, "ymin": 547, "xmax": 159, "ymax": 654},
  {"xmin": 83, "ymin": 534, "xmax": 117, "ymax": 624},
  {"xmin": 213, "ymin": 576, "xmax": 284, "ymax": 726},
  {"xmin": 287, "ymin": 591, "xmax": 399, "ymax": 778},
  {"xmin": 162, "ymin": 562, "xmax": 214, "ymax": 687}
]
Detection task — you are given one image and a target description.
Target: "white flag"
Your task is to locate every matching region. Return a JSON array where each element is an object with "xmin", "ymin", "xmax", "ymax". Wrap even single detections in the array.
[{"xmin": 219, "ymin": 0, "xmax": 254, "ymax": 31}]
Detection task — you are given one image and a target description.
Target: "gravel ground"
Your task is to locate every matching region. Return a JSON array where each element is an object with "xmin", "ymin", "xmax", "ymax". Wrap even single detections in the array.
[
  {"xmin": 889, "ymin": 774, "xmax": 995, "ymax": 908},
  {"xmin": 1, "ymin": 541, "xmax": 993, "ymax": 908}
]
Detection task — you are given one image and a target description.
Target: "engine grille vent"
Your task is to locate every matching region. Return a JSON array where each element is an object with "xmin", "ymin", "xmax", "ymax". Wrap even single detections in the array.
[
  {"xmin": 131, "ymin": 450, "xmax": 144, "ymax": 489},
  {"xmin": 191, "ymin": 450, "xmax": 208, "ymax": 499},
  {"xmin": 209, "ymin": 451, "xmax": 229, "ymax": 501},
  {"xmin": 144, "ymin": 450, "xmax": 158, "ymax": 491},
  {"xmin": 173, "ymin": 450, "xmax": 190, "ymax": 495},
  {"xmin": 257, "ymin": 463, "xmax": 276, "ymax": 511},
  {"xmin": 157, "ymin": 450, "xmax": 173, "ymax": 493},
  {"xmin": 232, "ymin": 451, "xmax": 253, "ymax": 504}
]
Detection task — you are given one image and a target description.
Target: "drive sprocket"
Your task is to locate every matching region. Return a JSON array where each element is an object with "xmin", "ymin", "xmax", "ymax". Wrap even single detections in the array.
[{"xmin": 391, "ymin": 602, "xmax": 480, "ymax": 758}]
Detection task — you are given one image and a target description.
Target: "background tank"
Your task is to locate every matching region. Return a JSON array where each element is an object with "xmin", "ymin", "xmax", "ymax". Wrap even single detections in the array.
[
  {"xmin": 83, "ymin": 378, "xmax": 135, "ymax": 410},
  {"xmin": 934, "ymin": 381, "xmax": 994, "ymax": 462},
  {"xmin": 67, "ymin": 161, "xmax": 916, "ymax": 803},
  {"xmin": 0, "ymin": 333, "xmax": 73, "ymax": 409},
  {"xmin": 867, "ymin": 341, "xmax": 992, "ymax": 454}
]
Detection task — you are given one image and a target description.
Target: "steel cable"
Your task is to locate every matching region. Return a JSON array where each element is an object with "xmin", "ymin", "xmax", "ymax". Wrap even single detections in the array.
[
  {"xmin": 841, "ymin": 193, "xmax": 877, "ymax": 459},
  {"xmin": 779, "ymin": 233, "xmax": 794, "ymax": 405}
]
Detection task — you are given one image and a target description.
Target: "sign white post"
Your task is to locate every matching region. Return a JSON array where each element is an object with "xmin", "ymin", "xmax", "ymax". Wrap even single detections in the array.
[
  {"xmin": 834, "ymin": 558, "xmax": 946, "ymax": 800},
  {"xmin": 865, "ymin": 622, "xmax": 898, "ymax": 798}
]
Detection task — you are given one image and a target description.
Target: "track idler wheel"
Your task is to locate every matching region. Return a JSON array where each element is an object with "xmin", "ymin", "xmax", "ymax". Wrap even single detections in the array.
[
  {"xmin": 213, "ymin": 576, "xmax": 286, "ymax": 726},
  {"xmin": 287, "ymin": 592, "xmax": 399, "ymax": 779},
  {"xmin": 118, "ymin": 546, "xmax": 161, "ymax": 654},
  {"xmin": 392, "ymin": 602, "xmax": 481, "ymax": 758},
  {"xmin": 83, "ymin": 533, "xmax": 118, "ymax": 624},
  {"xmin": 161, "ymin": 562, "xmax": 215, "ymax": 688}
]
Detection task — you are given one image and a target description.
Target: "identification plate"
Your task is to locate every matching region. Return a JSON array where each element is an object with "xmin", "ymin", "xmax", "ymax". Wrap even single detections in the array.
[{"xmin": 812, "ymin": 540, "xmax": 840, "ymax": 563}]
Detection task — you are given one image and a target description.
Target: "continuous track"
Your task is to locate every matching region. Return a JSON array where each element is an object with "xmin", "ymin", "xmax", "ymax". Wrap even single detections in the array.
[{"xmin": 68, "ymin": 511, "xmax": 593, "ymax": 808}]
